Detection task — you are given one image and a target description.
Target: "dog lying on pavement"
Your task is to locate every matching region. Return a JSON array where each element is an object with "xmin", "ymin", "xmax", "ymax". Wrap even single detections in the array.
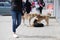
[
  {"xmin": 35, "ymin": 13, "xmax": 51, "ymax": 26},
  {"xmin": 22, "ymin": 12, "xmax": 51, "ymax": 26}
]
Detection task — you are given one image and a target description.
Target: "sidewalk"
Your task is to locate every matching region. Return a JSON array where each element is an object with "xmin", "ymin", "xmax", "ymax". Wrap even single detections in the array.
[{"xmin": 0, "ymin": 16, "xmax": 60, "ymax": 40}]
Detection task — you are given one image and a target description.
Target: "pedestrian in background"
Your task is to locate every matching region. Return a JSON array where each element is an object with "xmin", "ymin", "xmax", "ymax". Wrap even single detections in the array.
[
  {"xmin": 38, "ymin": 0, "xmax": 45, "ymax": 14},
  {"xmin": 24, "ymin": 0, "xmax": 31, "ymax": 17}
]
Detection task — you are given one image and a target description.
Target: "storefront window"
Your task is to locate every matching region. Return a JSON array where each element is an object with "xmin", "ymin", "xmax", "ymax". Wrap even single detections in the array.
[{"xmin": 46, "ymin": 0, "xmax": 54, "ymax": 9}]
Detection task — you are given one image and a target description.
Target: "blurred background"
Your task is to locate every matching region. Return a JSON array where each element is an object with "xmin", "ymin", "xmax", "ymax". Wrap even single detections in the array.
[{"xmin": 0, "ymin": 0, "xmax": 60, "ymax": 22}]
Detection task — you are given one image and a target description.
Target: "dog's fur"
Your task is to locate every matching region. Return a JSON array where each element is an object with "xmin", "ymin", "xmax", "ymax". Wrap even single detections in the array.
[
  {"xmin": 35, "ymin": 13, "xmax": 51, "ymax": 26},
  {"xmin": 22, "ymin": 13, "xmax": 38, "ymax": 25},
  {"xmin": 22, "ymin": 13, "xmax": 51, "ymax": 26}
]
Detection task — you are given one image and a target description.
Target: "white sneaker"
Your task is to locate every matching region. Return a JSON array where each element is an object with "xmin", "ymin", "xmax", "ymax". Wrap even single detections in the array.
[{"xmin": 13, "ymin": 34, "xmax": 19, "ymax": 38}]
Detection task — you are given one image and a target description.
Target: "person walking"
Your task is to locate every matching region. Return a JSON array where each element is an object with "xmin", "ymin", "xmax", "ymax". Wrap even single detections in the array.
[
  {"xmin": 11, "ymin": 0, "xmax": 23, "ymax": 38},
  {"xmin": 24, "ymin": 0, "xmax": 31, "ymax": 17},
  {"xmin": 38, "ymin": 0, "xmax": 45, "ymax": 14}
]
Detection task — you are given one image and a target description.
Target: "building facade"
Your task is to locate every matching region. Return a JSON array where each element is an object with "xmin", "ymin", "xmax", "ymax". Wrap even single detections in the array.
[
  {"xmin": 55, "ymin": 0, "xmax": 60, "ymax": 23},
  {"xmin": 0, "ymin": 0, "xmax": 60, "ymax": 23}
]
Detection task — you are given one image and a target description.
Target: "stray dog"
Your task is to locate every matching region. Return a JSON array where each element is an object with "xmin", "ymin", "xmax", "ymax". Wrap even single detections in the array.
[
  {"xmin": 22, "ymin": 12, "xmax": 51, "ymax": 26},
  {"xmin": 34, "ymin": 13, "xmax": 51, "ymax": 26},
  {"xmin": 30, "ymin": 13, "xmax": 51, "ymax": 27},
  {"xmin": 22, "ymin": 12, "xmax": 38, "ymax": 26},
  {"xmin": 33, "ymin": 19, "xmax": 44, "ymax": 27}
]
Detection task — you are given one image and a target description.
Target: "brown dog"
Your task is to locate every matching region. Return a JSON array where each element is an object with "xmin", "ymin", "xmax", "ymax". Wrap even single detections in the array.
[
  {"xmin": 22, "ymin": 13, "xmax": 38, "ymax": 25},
  {"xmin": 22, "ymin": 12, "xmax": 51, "ymax": 26},
  {"xmin": 32, "ymin": 13, "xmax": 51, "ymax": 26}
]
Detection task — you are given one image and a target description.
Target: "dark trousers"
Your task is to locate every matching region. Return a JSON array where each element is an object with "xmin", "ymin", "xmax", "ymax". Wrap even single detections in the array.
[
  {"xmin": 26, "ymin": 8, "xmax": 31, "ymax": 13},
  {"xmin": 39, "ymin": 7, "xmax": 43, "ymax": 14},
  {"xmin": 11, "ymin": 11, "xmax": 22, "ymax": 32}
]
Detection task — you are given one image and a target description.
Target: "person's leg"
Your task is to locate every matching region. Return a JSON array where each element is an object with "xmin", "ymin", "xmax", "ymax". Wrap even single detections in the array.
[
  {"xmin": 39, "ymin": 7, "xmax": 43, "ymax": 14},
  {"xmin": 11, "ymin": 11, "xmax": 17, "ymax": 33},
  {"xmin": 16, "ymin": 12, "xmax": 22, "ymax": 29},
  {"xmin": 40, "ymin": 9, "xmax": 42, "ymax": 14},
  {"xmin": 11, "ymin": 11, "xmax": 18, "ymax": 38}
]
